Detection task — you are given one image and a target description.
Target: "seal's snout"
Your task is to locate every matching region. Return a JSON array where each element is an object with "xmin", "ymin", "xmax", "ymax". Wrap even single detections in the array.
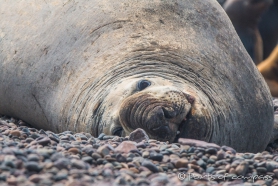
[
  {"xmin": 119, "ymin": 88, "xmax": 195, "ymax": 142},
  {"xmin": 149, "ymin": 104, "xmax": 189, "ymax": 139},
  {"xmin": 150, "ymin": 106, "xmax": 178, "ymax": 133}
]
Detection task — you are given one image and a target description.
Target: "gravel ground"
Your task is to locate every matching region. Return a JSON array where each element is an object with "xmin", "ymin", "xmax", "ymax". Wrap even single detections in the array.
[{"xmin": 0, "ymin": 115, "xmax": 278, "ymax": 186}]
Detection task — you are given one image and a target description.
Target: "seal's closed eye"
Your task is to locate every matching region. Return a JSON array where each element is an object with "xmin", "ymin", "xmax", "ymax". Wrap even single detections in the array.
[{"xmin": 137, "ymin": 80, "xmax": 151, "ymax": 91}]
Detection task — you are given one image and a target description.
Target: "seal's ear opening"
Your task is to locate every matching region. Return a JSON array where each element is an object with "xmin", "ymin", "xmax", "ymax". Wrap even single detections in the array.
[{"xmin": 137, "ymin": 80, "xmax": 151, "ymax": 91}]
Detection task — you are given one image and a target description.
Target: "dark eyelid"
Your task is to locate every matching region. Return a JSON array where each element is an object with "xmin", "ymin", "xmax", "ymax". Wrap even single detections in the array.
[{"xmin": 137, "ymin": 80, "xmax": 151, "ymax": 91}]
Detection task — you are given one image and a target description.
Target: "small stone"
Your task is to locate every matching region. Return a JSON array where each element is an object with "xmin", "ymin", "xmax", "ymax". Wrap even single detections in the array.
[
  {"xmin": 96, "ymin": 158, "xmax": 105, "ymax": 165},
  {"xmin": 68, "ymin": 147, "xmax": 80, "ymax": 154},
  {"xmin": 142, "ymin": 160, "xmax": 159, "ymax": 173},
  {"xmin": 243, "ymin": 153, "xmax": 254, "ymax": 159},
  {"xmin": 151, "ymin": 175, "xmax": 169, "ymax": 184},
  {"xmin": 216, "ymin": 169, "xmax": 226, "ymax": 175},
  {"xmin": 235, "ymin": 161, "xmax": 248, "ymax": 176},
  {"xmin": 136, "ymin": 141, "xmax": 147, "ymax": 148},
  {"xmin": 30, "ymin": 133, "xmax": 40, "ymax": 139},
  {"xmin": 29, "ymin": 174, "xmax": 42, "ymax": 183},
  {"xmin": 257, "ymin": 161, "xmax": 266, "ymax": 167},
  {"xmin": 75, "ymin": 134, "xmax": 88, "ymax": 140},
  {"xmin": 54, "ymin": 158, "xmax": 70, "ymax": 170},
  {"xmin": 48, "ymin": 133, "xmax": 60, "ymax": 143},
  {"xmin": 27, "ymin": 154, "xmax": 40, "ymax": 162},
  {"xmin": 97, "ymin": 145, "xmax": 114, "ymax": 157},
  {"xmin": 39, "ymin": 129, "xmax": 47, "ymax": 135},
  {"xmin": 256, "ymin": 167, "xmax": 267, "ymax": 174},
  {"xmin": 229, "ymin": 168, "xmax": 236, "ymax": 174},
  {"xmin": 3, "ymin": 160, "xmax": 15, "ymax": 168},
  {"xmin": 50, "ymin": 153, "xmax": 64, "ymax": 162},
  {"xmin": 22, "ymin": 128, "xmax": 31, "ymax": 134},
  {"xmin": 129, "ymin": 167, "xmax": 139, "ymax": 173},
  {"xmin": 128, "ymin": 128, "xmax": 149, "ymax": 143},
  {"xmin": 71, "ymin": 159, "xmax": 87, "ymax": 169},
  {"xmin": 104, "ymin": 163, "xmax": 114, "ymax": 169},
  {"xmin": 178, "ymin": 138, "xmax": 220, "ymax": 149},
  {"xmin": 142, "ymin": 151, "xmax": 149, "ymax": 158},
  {"xmin": 136, "ymin": 179, "xmax": 150, "ymax": 186},
  {"xmin": 221, "ymin": 146, "xmax": 236, "ymax": 154},
  {"xmin": 82, "ymin": 156, "xmax": 93, "ymax": 164},
  {"xmin": 65, "ymin": 180, "xmax": 84, "ymax": 186},
  {"xmin": 37, "ymin": 137, "xmax": 51, "ymax": 146},
  {"xmin": 54, "ymin": 173, "xmax": 68, "ymax": 181},
  {"xmin": 82, "ymin": 145, "xmax": 95, "ymax": 156},
  {"xmin": 7, "ymin": 176, "xmax": 17, "ymax": 185},
  {"xmin": 162, "ymin": 155, "xmax": 169, "ymax": 163},
  {"xmin": 10, "ymin": 130, "xmax": 21, "ymax": 137},
  {"xmin": 188, "ymin": 163, "xmax": 200, "ymax": 171},
  {"xmin": 197, "ymin": 159, "xmax": 206, "ymax": 169},
  {"xmin": 115, "ymin": 141, "xmax": 137, "ymax": 154},
  {"xmin": 88, "ymin": 137, "xmax": 96, "ymax": 145},
  {"xmin": 116, "ymin": 154, "xmax": 127, "ymax": 162},
  {"xmin": 217, "ymin": 150, "xmax": 226, "ymax": 160},
  {"xmin": 175, "ymin": 159, "xmax": 188, "ymax": 168},
  {"xmin": 206, "ymin": 167, "xmax": 215, "ymax": 173},
  {"xmin": 266, "ymin": 161, "xmax": 278, "ymax": 172},
  {"xmin": 98, "ymin": 133, "xmax": 106, "ymax": 140},
  {"xmin": 0, "ymin": 174, "xmax": 6, "ymax": 182},
  {"xmin": 103, "ymin": 135, "xmax": 115, "ymax": 140},
  {"xmin": 60, "ymin": 135, "xmax": 69, "ymax": 140},
  {"xmin": 92, "ymin": 153, "xmax": 102, "ymax": 160},
  {"xmin": 205, "ymin": 148, "xmax": 218, "ymax": 155},
  {"xmin": 62, "ymin": 131, "xmax": 73, "ymax": 135},
  {"xmin": 149, "ymin": 152, "xmax": 163, "ymax": 161},
  {"xmin": 102, "ymin": 168, "xmax": 113, "ymax": 177},
  {"xmin": 273, "ymin": 169, "xmax": 278, "ymax": 178},
  {"xmin": 25, "ymin": 162, "xmax": 42, "ymax": 172}
]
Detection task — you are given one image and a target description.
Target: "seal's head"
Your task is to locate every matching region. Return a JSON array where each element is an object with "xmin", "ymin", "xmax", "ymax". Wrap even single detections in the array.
[{"xmin": 99, "ymin": 76, "xmax": 198, "ymax": 142}]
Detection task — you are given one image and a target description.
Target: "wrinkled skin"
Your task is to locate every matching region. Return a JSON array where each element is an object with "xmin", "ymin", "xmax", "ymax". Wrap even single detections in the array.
[{"xmin": 0, "ymin": 0, "xmax": 274, "ymax": 152}]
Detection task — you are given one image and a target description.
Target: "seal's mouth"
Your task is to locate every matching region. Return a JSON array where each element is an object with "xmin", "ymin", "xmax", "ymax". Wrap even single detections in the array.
[
  {"xmin": 146, "ymin": 105, "xmax": 192, "ymax": 142},
  {"xmin": 173, "ymin": 113, "xmax": 192, "ymax": 143}
]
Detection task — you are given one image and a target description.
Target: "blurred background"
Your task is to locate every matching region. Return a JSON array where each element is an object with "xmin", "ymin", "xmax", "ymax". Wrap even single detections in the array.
[{"xmin": 218, "ymin": 0, "xmax": 278, "ymax": 97}]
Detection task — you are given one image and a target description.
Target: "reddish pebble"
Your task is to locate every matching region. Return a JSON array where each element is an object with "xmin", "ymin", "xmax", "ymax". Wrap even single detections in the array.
[
  {"xmin": 129, "ymin": 167, "xmax": 139, "ymax": 173},
  {"xmin": 10, "ymin": 130, "xmax": 21, "ymax": 137},
  {"xmin": 68, "ymin": 147, "xmax": 80, "ymax": 154},
  {"xmin": 7, "ymin": 176, "xmax": 17, "ymax": 185},
  {"xmin": 115, "ymin": 141, "xmax": 137, "ymax": 154},
  {"xmin": 175, "ymin": 159, "xmax": 188, "ymax": 168},
  {"xmin": 178, "ymin": 138, "xmax": 220, "ymax": 150},
  {"xmin": 29, "ymin": 174, "xmax": 42, "ymax": 183}
]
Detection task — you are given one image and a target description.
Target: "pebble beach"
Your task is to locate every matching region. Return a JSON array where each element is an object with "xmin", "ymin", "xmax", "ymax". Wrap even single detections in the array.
[{"xmin": 0, "ymin": 115, "xmax": 277, "ymax": 186}]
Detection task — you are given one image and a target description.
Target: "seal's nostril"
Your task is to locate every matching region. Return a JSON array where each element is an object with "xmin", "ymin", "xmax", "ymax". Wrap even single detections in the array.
[{"xmin": 162, "ymin": 107, "xmax": 177, "ymax": 119}]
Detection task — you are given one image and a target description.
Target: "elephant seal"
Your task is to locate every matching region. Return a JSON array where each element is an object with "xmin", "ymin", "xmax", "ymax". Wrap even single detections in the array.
[
  {"xmin": 259, "ymin": 0, "xmax": 278, "ymax": 59},
  {"xmin": 0, "ymin": 0, "xmax": 273, "ymax": 152},
  {"xmin": 258, "ymin": 46, "xmax": 278, "ymax": 97},
  {"xmin": 223, "ymin": 0, "xmax": 272, "ymax": 64}
]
